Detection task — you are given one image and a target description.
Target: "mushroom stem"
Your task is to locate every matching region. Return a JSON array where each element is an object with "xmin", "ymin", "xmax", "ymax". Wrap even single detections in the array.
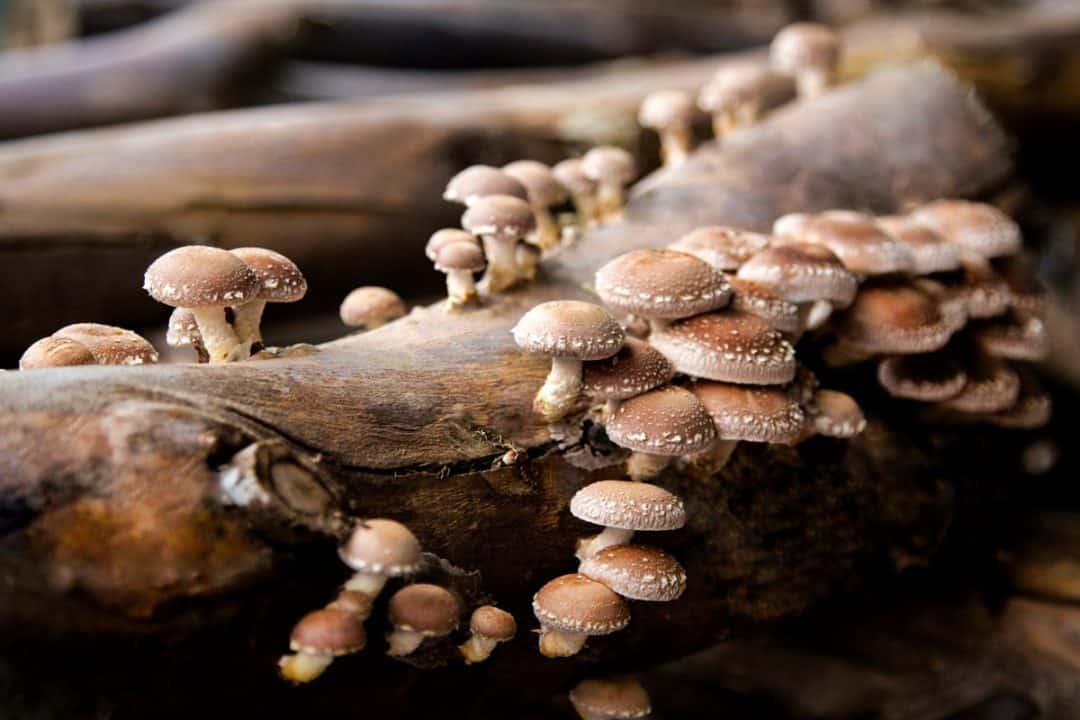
[
  {"xmin": 685, "ymin": 440, "xmax": 739, "ymax": 476},
  {"xmin": 659, "ymin": 126, "xmax": 693, "ymax": 167},
  {"xmin": 278, "ymin": 652, "xmax": 333, "ymax": 684},
  {"xmin": 602, "ymin": 398, "xmax": 620, "ymax": 419},
  {"xmin": 804, "ymin": 300, "xmax": 834, "ymax": 331},
  {"xmin": 534, "ymin": 357, "xmax": 584, "ymax": 422},
  {"xmin": 575, "ymin": 526, "xmax": 635, "ymax": 561},
  {"xmin": 231, "ymin": 299, "xmax": 267, "ymax": 354},
  {"xmin": 594, "ymin": 181, "xmax": 625, "ymax": 222},
  {"xmin": 445, "ymin": 269, "xmax": 477, "ymax": 307},
  {"xmin": 712, "ymin": 110, "xmax": 738, "ymax": 140},
  {"xmin": 538, "ymin": 627, "xmax": 588, "ymax": 658},
  {"xmin": 626, "ymin": 451, "xmax": 670, "ymax": 482},
  {"xmin": 796, "ymin": 68, "xmax": 831, "ymax": 100},
  {"xmin": 479, "ymin": 235, "xmax": 520, "ymax": 293},
  {"xmin": 569, "ymin": 192, "xmax": 598, "ymax": 227},
  {"xmin": 459, "ymin": 635, "xmax": 499, "ymax": 664},
  {"xmin": 532, "ymin": 206, "xmax": 561, "ymax": 251},
  {"xmin": 386, "ymin": 629, "xmax": 425, "ymax": 657},
  {"xmin": 516, "ymin": 244, "xmax": 541, "ymax": 282},
  {"xmin": 190, "ymin": 306, "xmax": 247, "ymax": 364},
  {"xmin": 343, "ymin": 572, "xmax": 387, "ymax": 597}
]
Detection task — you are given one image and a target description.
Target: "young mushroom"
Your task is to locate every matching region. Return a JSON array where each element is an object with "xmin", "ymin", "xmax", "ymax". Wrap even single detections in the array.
[
  {"xmin": 910, "ymin": 199, "xmax": 1021, "ymax": 268},
  {"xmin": 769, "ymin": 22, "xmax": 842, "ymax": 100},
  {"xmin": 385, "ymin": 583, "xmax": 461, "ymax": 657},
  {"xmin": 53, "ymin": 323, "xmax": 159, "ymax": 365},
  {"xmin": 339, "ymin": 286, "xmax": 407, "ymax": 330},
  {"xmin": 278, "ymin": 608, "xmax": 366, "ymax": 684},
  {"xmin": 532, "ymin": 574, "xmax": 630, "ymax": 658},
  {"xmin": 691, "ymin": 381, "xmax": 806, "ymax": 471},
  {"xmin": 877, "ymin": 351, "xmax": 968, "ymax": 401},
  {"xmin": 19, "ymin": 336, "xmax": 96, "ymax": 369},
  {"xmin": 805, "ymin": 389, "xmax": 867, "ymax": 439},
  {"xmin": 669, "ymin": 226, "xmax": 770, "ymax": 272},
  {"xmin": 579, "ymin": 544, "xmax": 686, "ymax": 602},
  {"xmin": 570, "ymin": 479, "xmax": 686, "ymax": 560},
  {"xmin": 581, "ymin": 337, "xmax": 675, "ymax": 418},
  {"xmin": 971, "ymin": 312, "xmax": 1048, "ymax": 362},
  {"xmin": 443, "ymin": 164, "xmax": 528, "ymax": 207},
  {"xmin": 570, "ymin": 677, "xmax": 652, "ymax": 720},
  {"xmin": 338, "ymin": 519, "xmax": 422, "ymax": 607},
  {"xmin": 502, "ymin": 160, "xmax": 569, "ymax": 251},
  {"xmin": 638, "ymin": 90, "xmax": 696, "ymax": 167},
  {"xmin": 552, "ymin": 158, "xmax": 599, "ymax": 227},
  {"xmin": 166, "ymin": 308, "xmax": 209, "ymax": 363},
  {"xmin": 698, "ymin": 62, "xmax": 771, "ymax": 139},
  {"xmin": 512, "ymin": 301, "xmax": 625, "ymax": 422},
  {"xmin": 828, "ymin": 282, "xmax": 958, "ymax": 364},
  {"xmin": 229, "ymin": 247, "xmax": 307, "ymax": 354},
  {"xmin": 939, "ymin": 353, "xmax": 1020, "ymax": 414},
  {"xmin": 462, "ymin": 194, "xmax": 536, "ymax": 294},
  {"xmin": 581, "ymin": 146, "xmax": 636, "ymax": 222},
  {"xmin": 435, "ymin": 241, "xmax": 486, "ymax": 308},
  {"xmin": 459, "ymin": 605, "xmax": 516, "ymax": 665}
]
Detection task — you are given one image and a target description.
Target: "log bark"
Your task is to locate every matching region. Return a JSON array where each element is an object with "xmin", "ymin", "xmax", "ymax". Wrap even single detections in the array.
[{"xmin": 0, "ymin": 65, "xmax": 1015, "ymax": 718}]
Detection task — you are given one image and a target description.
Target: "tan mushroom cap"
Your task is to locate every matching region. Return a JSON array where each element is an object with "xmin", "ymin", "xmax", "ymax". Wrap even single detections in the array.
[
  {"xmin": 799, "ymin": 214, "xmax": 915, "ymax": 276},
  {"xmin": 143, "ymin": 245, "xmax": 261, "ymax": 308},
  {"xmin": 166, "ymin": 308, "xmax": 201, "ymax": 347},
  {"xmin": 426, "ymin": 228, "xmax": 477, "ymax": 261},
  {"xmin": 532, "ymin": 574, "xmax": 630, "ymax": 636},
  {"xmin": 650, "ymin": 311, "xmax": 797, "ymax": 385},
  {"xmin": 692, "ymin": 381, "xmax": 805, "ymax": 444},
  {"xmin": 581, "ymin": 337, "xmax": 674, "ymax": 402},
  {"xmin": 230, "ymin": 247, "xmax": 307, "ymax": 303},
  {"xmin": 387, "ymin": 583, "xmax": 461, "ymax": 635},
  {"xmin": 328, "ymin": 591, "xmax": 375, "ymax": 619},
  {"xmin": 552, "ymin": 158, "xmax": 597, "ymax": 196},
  {"xmin": 503, "ymin": 160, "xmax": 568, "ymax": 207},
  {"xmin": 605, "ymin": 385, "xmax": 718, "ymax": 457},
  {"xmin": 729, "ymin": 277, "xmax": 801, "ymax": 335},
  {"xmin": 595, "ymin": 249, "xmax": 732, "ymax": 320},
  {"xmin": 770, "ymin": 22, "xmax": 842, "ymax": 77},
  {"xmin": 19, "ymin": 336, "xmax": 96, "ymax": 369},
  {"xmin": 461, "ymin": 194, "xmax": 536, "ymax": 241},
  {"xmin": 579, "ymin": 544, "xmax": 687, "ymax": 602},
  {"xmin": 339, "ymin": 286, "xmax": 407, "ymax": 328},
  {"xmin": 570, "ymin": 677, "xmax": 652, "ymax": 720},
  {"xmin": 469, "ymin": 606, "xmax": 517, "ymax": 641},
  {"xmin": 435, "ymin": 241, "xmax": 486, "ymax": 273},
  {"xmin": 338, "ymin": 519, "xmax": 422, "ymax": 576},
  {"xmin": 878, "ymin": 215, "xmax": 963, "ymax": 275},
  {"xmin": 946, "ymin": 268, "xmax": 1011, "ymax": 319},
  {"xmin": 638, "ymin": 90, "xmax": 695, "ymax": 129},
  {"xmin": 972, "ymin": 313, "xmax": 1048, "ymax": 362},
  {"xmin": 809, "ymin": 389, "xmax": 866, "ymax": 438},
  {"xmin": 582, "ymin": 146, "xmax": 636, "ymax": 185},
  {"xmin": 834, "ymin": 283, "xmax": 955, "ymax": 354},
  {"xmin": 911, "ymin": 199, "xmax": 1021, "ymax": 259},
  {"xmin": 877, "ymin": 351, "xmax": 967, "ymax": 401},
  {"xmin": 941, "ymin": 355, "xmax": 1020, "ymax": 414},
  {"xmin": 290, "ymin": 609, "xmax": 367, "ymax": 656},
  {"xmin": 737, "ymin": 242, "xmax": 857, "ymax": 306},
  {"xmin": 569, "ymin": 479, "xmax": 686, "ymax": 532},
  {"xmin": 669, "ymin": 226, "xmax": 770, "ymax": 272},
  {"xmin": 772, "ymin": 212, "xmax": 814, "ymax": 239},
  {"xmin": 53, "ymin": 323, "xmax": 159, "ymax": 365},
  {"xmin": 698, "ymin": 62, "xmax": 771, "ymax": 113},
  {"xmin": 512, "ymin": 301, "xmax": 624, "ymax": 360},
  {"xmin": 443, "ymin": 165, "xmax": 528, "ymax": 205}
]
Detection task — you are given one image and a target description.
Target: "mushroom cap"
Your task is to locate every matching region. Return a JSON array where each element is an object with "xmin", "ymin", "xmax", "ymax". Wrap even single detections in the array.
[
  {"xmin": 595, "ymin": 248, "xmax": 733, "ymax": 320},
  {"xmin": 809, "ymin": 389, "xmax": 866, "ymax": 438},
  {"xmin": 834, "ymin": 283, "xmax": 955, "ymax": 354},
  {"xmin": 143, "ymin": 245, "xmax": 261, "ymax": 309},
  {"xmin": 911, "ymin": 199, "xmax": 1021, "ymax": 259},
  {"xmin": 502, "ymin": 160, "xmax": 568, "ymax": 207},
  {"xmin": 435, "ymin": 241, "xmax": 486, "ymax": 273},
  {"xmin": 581, "ymin": 337, "xmax": 675, "ymax": 402},
  {"xmin": 387, "ymin": 583, "xmax": 461, "ymax": 635},
  {"xmin": 53, "ymin": 323, "xmax": 159, "ymax": 365},
  {"xmin": 339, "ymin": 286, "xmax": 407, "ymax": 328},
  {"xmin": 579, "ymin": 544, "xmax": 687, "ymax": 602},
  {"xmin": 443, "ymin": 165, "xmax": 528, "ymax": 206},
  {"xmin": 426, "ymin": 228, "xmax": 477, "ymax": 261},
  {"xmin": 338, "ymin": 518, "xmax": 422, "ymax": 577},
  {"xmin": 328, "ymin": 590, "xmax": 375, "ymax": 619},
  {"xmin": 946, "ymin": 268, "xmax": 1011, "ymax": 320},
  {"xmin": 638, "ymin": 89, "xmax": 695, "ymax": 129},
  {"xmin": 570, "ymin": 678, "xmax": 652, "ymax": 720},
  {"xmin": 461, "ymin": 194, "xmax": 536, "ymax": 241},
  {"xmin": 469, "ymin": 605, "xmax": 517, "ymax": 641},
  {"xmin": 166, "ymin": 308, "xmax": 201, "ymax": 348},
  {"xmin": 229, "ymin": 247, "xmax": 307, "ymax": 303},
  {"xmin": 569, "ymin": 479, "xmax": 686, "ymax": 532},
  {"xmin": 877, "ymin": 215, "xmax": 963, "ymax": 275},
  {"xmin": 606, "ymin": 385, "xmax": 718, "ymax": 457},
  {"xmin": 941, "ymin": 354, "xmax": 1020, "ymax": 414},
  {"xmin": 692, "ymin": 381, "xmax": 805, "ymax": 444},
  {"xmin": 799, "ymin": 214, "xmax": 915, "ymax": 276},
  {"xmin": 772, "ymin": 212, "xmax": 814, "ymax": 239},
  {"xmin": 19, "ymin": 336, "xmax": 96, "ymax": 370},
  {"xmin": 512, "ymin": 301, "xmax": 624, "ymax": 360},
  {"xmin": 582, "ymin": 146, "xmax": 636, "ymax": 185},
  {"xmin": 737, "ymin": 242, "xmax": 857, "ymax": 305},
  {"xmin": 532, "ymin": 574, "xmax": 630, "ymax": 636},
  {"xmin": 728, "ymin": 278, "xmax": 802, "ymax": 335},
  {"xmin": 290, "ymin": 609, "xmax": 367, "ymax": 656},
  {"xmin": 669, "ymin": 226, "xmax": 770, "ymax": 272},
  {"xmin": 972, "ymin": 313, "xmax": 1048, "ymax": 362},
  {"xmin": 989, "ymin": 372, "xmax": 1051, "ymax": 429},
  {"xmin": 770, "ymin": 22, "xmax": 842, "ymax": 76},
  {"xmin": 698, "ymin": 62, "xmax": 771, "ymax": 112},
  {"xmin": 997, "ymin": 255, "xmax": 1045, "ymax": 314},
  {"xmin": 552, "ymin": 158, "xmax": 597, "ymax": 196},
  {"xmin": 877, "ymin": 351, "xmax": 967, "ymax": 401},
  {"xmin": 650, "ymin": 311, "xmax": 797, "ymax": 385}
]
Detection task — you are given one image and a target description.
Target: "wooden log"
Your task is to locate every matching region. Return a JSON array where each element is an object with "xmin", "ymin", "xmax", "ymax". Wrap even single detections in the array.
[{"xmin": 0, "ymin": 65, "xmax": 1015, "ymax": 718}]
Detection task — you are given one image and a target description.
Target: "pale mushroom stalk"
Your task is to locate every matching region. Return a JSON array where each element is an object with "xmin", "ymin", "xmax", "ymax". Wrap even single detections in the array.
[
  {"xmin": 230, "ymin": 299, "xmax": 267, "ymax": 354},
  {"xmin": 532, "ymin": 205, "xmax": 561, "ymax": 251},
  {"xmin": 685, "ymin": 439, "xmax": 739, "ymax": 475},
  {"xmin": 575, "ymin": 526, "xmax": 634, "ymax": 561},
  {"xmin": 191, "ymin": 306, "xmax": 248, "ymax": 363},
  {"xmin": 538, "ymin": 628, "xmax": 589, "ymax": 658},
  {"xmin": 803, "ymin": 300, "xmax": 834, "ymax": 331},
  {"xmin": 459, "ymin": 635, "xmax": 501, "ymax": 664},
  {"xmin": 386, "ymin": 629, "xmax": 426, "ymax": 657},
  {"xmin": 278, "ymin": 652, "xmax": 333, "ymax": 684},
  {"xmin": 712, "ymin": 109, "xmax": 739, "ymax": 139},
  {"xmin": 343, "ymin": 572, "xmax": 388, "ymax": 597},
  {"xmin": 445, "ymin": 269, "xmax": 477, "ymax": 306},
  {"xmin": 625, "ymin": 451, "xmax": 670, "ymax": 482},
  {"xmin": 569, "ymin": 191, "xmax": 598, "ymax": 227},
  {"xmin": 594, "ymin": 179, "xmax": 626, "ymax": 222},
  {"xmin": 535, "ymin": 356, "xmax": 585, "ymax": 422},
  {"xmin": 795, "ymin": 68, "xmax": 830, "ymax": 100},
  {"xmin": 659, "ymin": 125, "xmax": 693, "ymax": 167},
  {"xmin": 479, "ymin": 235, "xmax": 520, "ymax": 293}
]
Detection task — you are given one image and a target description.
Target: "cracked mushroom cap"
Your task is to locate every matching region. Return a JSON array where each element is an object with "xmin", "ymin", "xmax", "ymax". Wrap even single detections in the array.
[
  {"xmin": 737, "ymin": 242, "xmax": 857, "ymax": 306},
  {"xmin": 144, "ymin": 245, "xmax": 261, "ymax": 309},
  {"xmin": 570, "ymin": 479, "xmax": 686, "ymax": 532},
  {"xmin": 770, "ymin": 22, "xmax": 842, "ymax": 77},
  {"xmin": 809, "ymin": 389, "xmax": 866, "ymax": 438},
  {"xmin": 469, "ymin": 606, "xmax": 516, "ymax": 641},
  {"xmin": 595, "ymin": 248, "xmax": 733, "ymax": 320},
  {"xmin": 166, "ymin": 308, "xmax": 201, "ymax": 348},
  {"xmin": 877, "ymin": 215, "xmax": 962, "ymax": 275},
  {"xmin": 230, "ymin": 247, "xmax": 307, "ymax": 303},
  {"xmin": 698, "ymin": 62, "xmax": 771, "ymax": 113},
  {"xmin": 339, "ymin": 286, "xmax": 407, "ymax": 328},
  {"xmin": 877, "ymin": 351, "xmax": 968, "ymax": 401},
  {"xmin": 650, "ymin": 310, "xmax": 797, "ymax": 385},
  {"xmin": 512, "ymin": 301, "xmax": 625, "ymax": 361},
  {"xmin": 503, "ymin": 160, "xmax": 568, "ymax": 208},
  {"xmin": 19, "ymin": 336, "xmax": 96, "ymax": 369},
  {"xmin": 338, "ymin": 519, "xmax": 422, "ymax": 577},
  {"xmin": 729, "ymin": 277, "xmax": 802, "ymax": 335},
  {"xmin": 461, "ymin": 194, "xmax": 536, "ymax": 241},
  {"xmin": 638, "ymin": 90, "xmax": 695, "ymax": 130},
  {"xmin": 570, "ymin": 677, "xmax": 652, "ymax": 720},
  {"xmin": 290, "ymin": 609, "xmax": 367, "ymax": 656},
  {"xmin": 579, "ymin": 545, "xmax": 686, "ymax": 602},
  {"xmin": 53, "ymin": 323, "xmax": 158, "ymax": 365},
  {"xmin": 426, "ymin": 228, "xmax": 477, "ymax": 261},
  {"xmin": 692, "ymin": 381, "xmax": 805, "ymax": 444},
  {"xmin": 443, "ymin": 165, "xmax": 528, "ymax": 206},
  {"xmin": 605, "ymin": 385, "xmax": 718, "ymax": 457},
  {"xmin": 533, "ymin": 574, "xmax": 630, "ymax": 636},
  {"xmin": 435, "ymin": 241, "xmax": 486, "ymax": 273},
  {"xmin": 582, "ymin": 146, "xmax": 636, "ymax": 185},
  {"xmin": 552, "ymin": 158, "xmax": 597, "ymax": 196},
  {"xmin": 940, "ymin": 354, "xmax": 1020, "ymax": 414},
  {"xmin": 911, "ymin": 199, "xmax": 1021, "ymax": 260},
  {"xmin": 669, "ymin": 226, "xmax": 770, "ymax": 272},
  {"xmin": 972, "ymin": 313, "xmax": 1048, "ymax": 362},
  {"xmin": 387, "ymin": 584, "xmax": 461, "ymax": 636},
  {"xmin": 582, "ymin": 337, "xmax": 675, "ymax": 402},
  {"xmin": 799, "ymin": 214, "xmax": 915, "ymax": 276},
  {"xmin": 834, "ymin": 282, "xmax": 955, "ymax": 354}
]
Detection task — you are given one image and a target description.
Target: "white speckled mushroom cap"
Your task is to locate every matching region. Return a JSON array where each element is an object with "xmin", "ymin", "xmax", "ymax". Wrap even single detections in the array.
[
  {"xmin": 595, "ymin": 248, "xmax": 732, "ymax": 320},
  {"xmin": 532, "ymin": 574, "xmax": 630, "ymax": 636},
  {"xmin": 443, "ymin": 165, "xmax": 528, "ymax": 206},
  {"xmin": 230, "ymin": 247, "xmax": 307, "ymax": 303},
  {"xmin": 834, "ymin": 283, "xmax": 956, "ymax": 355},
  {"xmin": 503, "ymin": 160, "xmax": 568, "ymax": 207},
  {"xmin": 737, "ymin": 242, "xmax": 857, "ymax": 306},
  {"xmin": 605, "ymin": 385, "xmax": 718, "ymax": 457},
  {"xmin": 461, "ymin": 194, "xmax": 536, "ymax": 242},
  {"xmin": 698, "ymin": 62, "xmax": 771, "ymax": 113},
  {"xmin": 638, "ymin": 90, "xmax": 695, "ymax": 129},
  {"xmin": 582, "ymin": 146, "xmax": 636, "ymax": 185},
  {"xmin": 144, "ymin": 246, "xmax": 261, "ymax": 309},
  {"xmin": 387, "ymin": 583, "xmax": 460, "ymax": 636},
  {"xmin": 911, "ymin": 199, "xmax": 1021, "ymax": 259},
  {"xmin": 877, "ymin": 351, "xmax": 968, "ymax": 402},
  {"xmin": 809, "ymin": 389, "xmax": 866, "ymax": 438},
  {"xmin": 19, "ymin": 336, "xmax": 96, "ymax": 370},
  {"xmin": 512, "ymin": 301, "xmax": 625, "ymax": 361},
  {"xmin": 692, "ymin": 381, "xmax": 805, "ymax": 444},
  {"xmin": 728, "ymin": 278, "xmax": 802, "ymax": 335},
  {"xmin": 570, "ymin": 479, "xmax": 686, "ymax": 531},
  {"xmin": 570, "ymin": 678, "xmax": 652, "ymax": 720},
  {"xmin": 579, "ymin": 544, "xmax": 687, "ymax": 602},
  {"xmin": 877, "ymin": 215, "xmax": 963, "ymax": 275},
  {"xmin": 770, "ymin": 22, "xmax": 842, "ymax": 77},
  {"xmin": 799, "ymin": 214, "xmax": 915, "ymax": 276},
  {"xmin": 669, "ymin": 226, "xmax": 770, "ymax": 272},
  {"xmin": 53, "ymin": 323, "xmax": 159, "ymax": 365},
  {"xmin": 581, "ymin": 338, "xmax": 674, "ymax": 402},
  {"xmin": 338, "ymin": 519, "xmax": 422, "ymax": 577}
]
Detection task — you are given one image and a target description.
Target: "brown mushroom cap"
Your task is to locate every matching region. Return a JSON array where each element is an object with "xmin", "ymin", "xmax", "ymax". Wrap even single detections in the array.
[
  {"xmin": 338, "ymin": 519, "xmax": 422, "ymax": 576},
  {"xmin": 770, "ymin": 22, "xmax": 842, "ymax": 77},
  {"xmin": 579, "ymin": 544, "xmax": 687, "ymax": 602},
  {"xmin": 387, "ymin": 583, "xmax": 461, "ymax": 635},
  {"xmin": 997, "ymin": 255, "xmax": 1046, "ymax": 314},
  {"xmin": 166, "ymin": 308, "xmax": 201, "ymax": 348},
  {"xmin": 941, "ymin": 355, "xmax": 1020, "ymax": 414},
  {"xmin": 570, "ymin": 677, "xmax": 652, "ymax": 720},
  {"xmin": 552, "ymin": 158, "xmax": 597, "ymax": 196},
  {"xmin": 339, "ymin": 286, "xmax": 407, "ymax": 328},
  {"xmin": 809, "ymin": 389, "xmax": 866, "ymax": 438},
  {"xmin": 972, "ymin": 313, "xmax": 1048, "ymax": 362},
  {"xmin": 638, "ymin": 90, "xmax": 695, "ymax": 130},
  {"xmin": 469, "ymin": 606, "xmax": 517, "ymax": 641},
  {"xmin": 911, "ymin": 199, "xmax": 1021, "ymax": 259},
  {"xmin": 669, "ymin": 226, "xmax": 770, "ymax": 272},
  {"xmin": 581, "ymin": 146, "xmax": 636, "ymax": 185},
  {"xmin": 605, "ymin": 385, "xmax": 718, "ymax": 457},
  {"xmin": 650, "ymin": 311, "xmax": 797, "ymax": 385},
  {"xmin": 532, "ymin": 574, "xmax": 630, "ymax": 636},
  {"xmin": 877, "ymin": 351, "xmax": 967, "ymax": 401},
  {"xmin": 426, "ymin": 228, "xmax": 477, "ymax": 261},
  {"xmin": 698, "ymin": 62, "xmax": 771, "ymax": 113},
  {"xmin": 728, "ymin": 277, "xmax": 802, "ymax": 335},
  {"xmin": 581, "ymin": 338, "xmax": 675, "ymax": 402},
  {"xmin": 569, "ymin": 479, "xmax": 686, "ymax": 532},
  {"xmin": 230, "ymin": 247, "xmax": 307, "ymax": 303},
  {"xmin": 53, "ymin": 323, "xmax": 159, "ymax": 365},
  {"xmin": 692, "ymin": 381, "xmax": 805, "ymax": 444},
  {"xmin": 328, "ymin": 591, "xmax": 375, "ymax": 619},
  {"xmin": 799, "ymin": 214, "xmax": 915, "ymax": 276},
  {"xmin": 290, "ymin": 609, "xmax": 367, "ymax": 656},
  {"xmin": 19, "ymin": 336, "xmax": 96, "ymax": 370},
  {"xmin": 503, "ymin": 160, "xmax": 569, "ymax": 207},
  {"xmin": 989, "ymin": 372, "xmax": 1051, "ymax": 429},
  {"xmin": 435, "ymin": 241, "xmax": 486, "ymax": 273},
  {"xmin": 512, "ymin": 301, "xmax": 624, "ymax": 361},
  {"xmin": 878, "ymin": 215, "xmax": 963, "ymax": 275},
  {"xmin": 595, "ymin": 249, "xmax": 732, "ymax": 320},
  {"xmin": 143, "ymin": 245, "xmax": 261, "ymax": 308},
  {"xmin": 945, "ymin": 267, "xmax": 1011, "ymax": 320},
  {"xmin": 834, "ymin": 283, "xmax": 955, "ymax": 354},
  {"xmin": 461, "ymin": 194, "xmax": 536, "ymax": 241},
  {"xmin": 443, "ymin": 165, "xmax": 528, "ymax": 205},
  {"xmin": 737, "ymin": 242, "xmax": 857, "ymax": 306}
]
